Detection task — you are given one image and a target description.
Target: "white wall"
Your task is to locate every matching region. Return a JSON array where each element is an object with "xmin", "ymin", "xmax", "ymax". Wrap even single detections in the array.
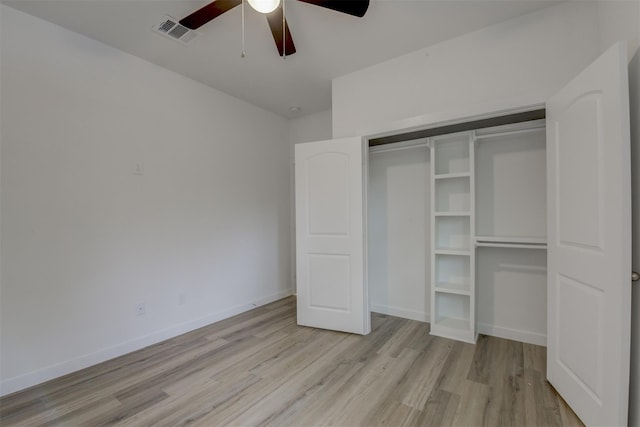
[
  {"xmin": 289, "ymin": 109, "xmax": 332, "ymax": 145},
  {"xmin": 368, "ymin": 144, "xmax": 430, "ymax": 321},
  {"xmin": 332, "ymin": 1, "xmax": 600, "ymax": 138},
  {"xmin": 0, "ymin": 5, "xmax": 292, "ymax": 395}
]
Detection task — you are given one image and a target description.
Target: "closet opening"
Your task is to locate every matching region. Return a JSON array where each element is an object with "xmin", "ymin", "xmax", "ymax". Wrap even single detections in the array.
[{"xmin": 367, "ymin": 110, "xmax": 548, "ymax": 345}]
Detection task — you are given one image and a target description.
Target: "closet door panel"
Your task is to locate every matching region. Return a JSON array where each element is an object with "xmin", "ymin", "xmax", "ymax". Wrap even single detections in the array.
[
  {"xmin": 295, "ymin": 137, "xmax": 370, "ymax": 335},
  {"xmin": 546, "ymin": 41, "xmax": 631, "ymax": 427}
]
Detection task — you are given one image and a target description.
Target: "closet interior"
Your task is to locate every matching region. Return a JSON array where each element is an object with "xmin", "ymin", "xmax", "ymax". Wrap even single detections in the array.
[{"xmin": 368, "ymin": 117, "xmax": 548, "ymax": 345}]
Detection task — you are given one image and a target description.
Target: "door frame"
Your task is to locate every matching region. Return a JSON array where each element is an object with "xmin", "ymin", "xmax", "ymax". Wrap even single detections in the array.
[
  {"xmin": 362, "ymin": 100, "xmax": 547, "ymax": 144},
  {"xmin": 359, "ymin": 100, "xmax": 546, "ymax": 335}
]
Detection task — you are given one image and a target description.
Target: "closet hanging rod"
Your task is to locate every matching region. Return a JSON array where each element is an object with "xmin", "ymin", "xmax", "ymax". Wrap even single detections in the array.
[
  {"xmin": 369, "ymin": 140, "xmax": 429, "ymax": 154},
  {"xmin": 475, "ymin": 126, "xmax": 545, "ymax": 141},
  {"xmin": 475, "ymin": 242, "xmax": 547, "ymax": 250}
]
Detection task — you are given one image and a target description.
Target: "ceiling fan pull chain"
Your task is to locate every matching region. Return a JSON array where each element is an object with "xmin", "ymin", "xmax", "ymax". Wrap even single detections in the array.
[
  {"xmin": 241, "ymin": 0, "xmax": 246, "ymax": 58},
  {"xmin": 282, "ymin": 0, "xmax": 286, "ymax": 60}
]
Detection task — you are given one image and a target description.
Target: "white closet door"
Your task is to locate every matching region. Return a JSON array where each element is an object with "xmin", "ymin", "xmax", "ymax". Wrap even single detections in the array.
[
  {"xmin": 295, "ymin": 137, "xmax": 370, "ymax": 335},
  {"xmin": 546, "ymin": 41, "xmax": 631, "ymax": 426}
]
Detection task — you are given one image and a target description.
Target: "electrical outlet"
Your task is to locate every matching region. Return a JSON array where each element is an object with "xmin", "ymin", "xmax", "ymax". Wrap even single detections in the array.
[
  {"xmin": 133, "ymin": 161, "xmax": 144, "ymax": 175},
  {"xmin": 136, "ymin": 303, "xmax": 146, "ymax": 316}
]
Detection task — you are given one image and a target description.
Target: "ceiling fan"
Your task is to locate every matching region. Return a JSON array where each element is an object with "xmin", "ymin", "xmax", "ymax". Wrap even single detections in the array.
[{"xmin": 179, "ymin": 0, "xmax": 370, "ymax": 56}]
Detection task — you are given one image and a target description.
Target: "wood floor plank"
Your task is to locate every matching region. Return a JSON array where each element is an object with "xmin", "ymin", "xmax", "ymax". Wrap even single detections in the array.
[
  {"xmin": 118, "ymin": 374, "xmax": 261, "ymax": 427},
  {"xmin": 418, "ymin": 388, "xmax": 461, "ymax": 427},
  {"xmin": 0, "ymin": 297, "xmax": 584, "ymax": 427},
  {"xmin": 450, "ymin": 379, "xmax": 492, "ymax": 426},
  {"xmin": 2, "ymin": 394, "xmax": 121, "ymax": 427},
  {"xmin": 329, "ymin": 349, "xmax": 421, "ymax": 426},
  {"xmin": 363, "ymin": 400, "xmax": 424, "ymax": 427},
  {"xmin": 193, "ymin": 331, "xmax": 356, "ymax": 426},
  {"xmin": 436, "ymin": 340, "xmax": 476, "ymax": 395},
  {"xmin": 88, "ymin": 388, "xmax": 169, "ymax": 426},
  {"xmin": 267, "ymin": 359, "xmax": 366, "ymax": 427},
  {"xmin": 222, "ymin": 333, "xmax": 361, "ymax": 426},
  {"xmin": 295, "ymin": 348, "xmax": 421, "ymax": 426},
  {"xmin": 466, "ymin": 335, "xmax": 528, "ymax": 426},
  {"xmin": 524, "ymin": 368, "xmax": 565, "ymax": 427},
  {"xmin": 468, "ymin": 335, "xmax": 524, "ymax": 386},
  {"xmin": 394, "ymin": 336, "xmax": 453, "ymax": 410},
  {"xmin": 112, "ymin": 331, "xmax": 292, "ymax": 402},
  {"xmin": 375, "ymin": 319, "xmax": 429, "ymax": 358}
]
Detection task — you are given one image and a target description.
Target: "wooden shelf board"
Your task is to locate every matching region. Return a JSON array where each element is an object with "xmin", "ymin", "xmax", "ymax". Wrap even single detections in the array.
[
  {"xmin": 434, "ymin": 249, "xmax": 471, "ymax": 256},
  {"xmin": 430, "ymin": 320, "xmax": 476, "ymax": 344},
  {"xmin": 434, "ymin": 284, "xmax": 471, "ymax": 296},
  {"xmin": 434, "ymin": 212, "xmax": 471, "ymax": 217},
  {"xmin": 434, "ymin": 172, "xmax": 470, "ymax": 180},
  {"xmin": 434, "ymin": 316, "xmax": 470, "ymax": 330}
]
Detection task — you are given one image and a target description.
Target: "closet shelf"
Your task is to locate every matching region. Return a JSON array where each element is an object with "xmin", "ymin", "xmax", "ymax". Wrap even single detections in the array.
[
  {"xmin": 474, "ymin": 236, "xmax": 547, "ymax": 249},
  {"xmin": 434, "ymin": 249, "xmax": 471, "ymax": 256},
  {"xmin": 434, "ymin": 211, "xmax": 471, "ymax": 217},
  {"xmin": 434, "ymin": 285, "xmax": 471, "ymax": 296},
  {"xmin": 434, "ymin": 172, "xmax": 470, "ymax": 180},
  {"xmin": 432, "ymin": 317, "xmax": 471, "ymax": 332}
]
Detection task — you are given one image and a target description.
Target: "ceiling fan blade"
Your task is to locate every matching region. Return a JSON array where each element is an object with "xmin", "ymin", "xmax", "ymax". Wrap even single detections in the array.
[
  {"xmin": 179, "ymin": 0, "xmax": 242, "ymax": 30},
  {"xmin": 296, "ymin": 0, "xmax": 369, "ymax": 18},
  {"xmin": 266, "ymin": 8, "xmax": 296, "ymax": 56}
]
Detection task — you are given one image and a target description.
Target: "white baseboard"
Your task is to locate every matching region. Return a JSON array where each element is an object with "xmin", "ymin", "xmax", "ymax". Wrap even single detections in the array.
[
  {"xmin": 0, "ymin": 289, "xmax": 293, "ymax": 397},
  {"xmin": 370, "ymin": 304, "xmax": 429, "ymax": 323},
  {"xmin": 477, "ymin": 322, "xmax": 546, "ymax": 346}
]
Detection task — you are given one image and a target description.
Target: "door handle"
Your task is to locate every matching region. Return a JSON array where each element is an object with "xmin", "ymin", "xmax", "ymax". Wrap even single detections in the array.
[{"xmin": 633, "ymin": 271, "xmax": 639, "ymax": 282}]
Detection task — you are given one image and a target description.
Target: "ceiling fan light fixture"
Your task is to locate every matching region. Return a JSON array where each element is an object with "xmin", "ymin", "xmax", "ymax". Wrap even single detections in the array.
[{"xmin": 247, "ymin": 0, "xmax": 281, "ymax": 14}]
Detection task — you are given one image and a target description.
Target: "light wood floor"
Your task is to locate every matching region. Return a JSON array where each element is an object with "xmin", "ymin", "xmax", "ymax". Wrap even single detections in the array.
[{"xmin": 0, "ymin": 296, "xmax": 583, "ymax": 426}]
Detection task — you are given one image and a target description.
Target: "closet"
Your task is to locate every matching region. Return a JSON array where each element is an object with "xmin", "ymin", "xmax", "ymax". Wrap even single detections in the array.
[{"xmin": 368, "ymin": 119, "xmax": 547, "ymax": 345}]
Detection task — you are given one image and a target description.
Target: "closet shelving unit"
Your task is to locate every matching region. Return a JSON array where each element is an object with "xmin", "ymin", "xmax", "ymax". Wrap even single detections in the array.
[
  {"xmin": 429, "ymin": 120, "xmax": 547, "ymax": 344},
  {"xmin": 430, "ymin": 132, "xmax": 476, "ymax": 343}
]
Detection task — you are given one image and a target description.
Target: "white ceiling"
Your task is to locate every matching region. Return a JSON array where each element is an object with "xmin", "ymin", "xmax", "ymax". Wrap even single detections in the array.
[{"xmin": 2, "ymin": 0, "xmax": 561, "ymax": 118}]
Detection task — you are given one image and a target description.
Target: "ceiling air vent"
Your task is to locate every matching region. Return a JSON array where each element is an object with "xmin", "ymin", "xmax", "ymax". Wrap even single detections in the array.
[{"xmin": 153, "ymin": 16, "xmax": 199, "ymax": 44}]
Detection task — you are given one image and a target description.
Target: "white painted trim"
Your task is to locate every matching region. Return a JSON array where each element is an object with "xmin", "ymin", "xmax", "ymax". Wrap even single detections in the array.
[
  {"xmin": 370, "ymin": 304, "xmax": 429, "ymax": 323},
  {"xmin": 368, "ymin": 139, "xmax": 429, "ymax": 154},
  {"xmin": 361, "ymin": 99, "xmax": 546, "ymax": 141},
  {"xmin": 0, "ymin": 289, "xmax": 293, "ymax": 397},
  {"xmin": 477, "ymin": 322, "xmax": 546, "ymax": 347}
]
